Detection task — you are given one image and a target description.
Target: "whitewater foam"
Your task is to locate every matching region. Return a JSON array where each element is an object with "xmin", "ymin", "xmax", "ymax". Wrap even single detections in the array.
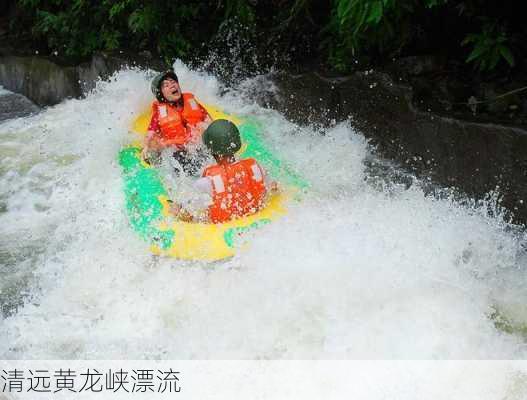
[{"xmin": 0, "ymin": 62, "xmax": 526, "ymax": 360}]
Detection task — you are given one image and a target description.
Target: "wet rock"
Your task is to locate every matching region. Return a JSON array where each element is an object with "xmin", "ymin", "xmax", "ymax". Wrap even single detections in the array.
[
  {"xmin": 267, "ymin": 70, "xmax": 527, "ymax": 225},
  {"xmin": 0, "ymin": 92, "xmax": 40, "ymax": 121},
  {"xmin": 0, "ymin": 55, "xmax": 80, "ymax": 106},
  {"xmin": 392, "ymin": 55, "xmax": 442, "ymax": 77},
  {"xmin": 76, "ymin": 53, "xmax": 128, "ymax": 93},
  {"xmin": 0, "ymin": 51, "xmax": 164, "ymax": 106},
  {"xmin": 77, "ymin": 51, "xmax": 164, "ymax": 93},
  {"xmin": 436, "ymin": 78, "xmax": 473, "ymax": 111},
  {"xmin": 472, "ymin": 82, "xmax": 525, "ymax": 119},
  {"xmin": 262, "ymin": 72, "xmax": 341, "ymax": 127},
  {"xmin": 480, "ymin": 83, "xmax": 509, "ymax": 115}
]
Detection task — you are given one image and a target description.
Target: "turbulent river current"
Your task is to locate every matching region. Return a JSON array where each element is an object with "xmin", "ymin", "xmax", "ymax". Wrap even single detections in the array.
[{"xmin": 1, "ymin": 61, "xmax": 527, "ymax": 360}]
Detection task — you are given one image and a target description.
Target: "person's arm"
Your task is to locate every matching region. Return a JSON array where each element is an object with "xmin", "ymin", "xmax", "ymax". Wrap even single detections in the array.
[
  {"xmin": 142, "ymin": 130, "xmax": 164, "ymax": 161},
  {"xmin": 269, "ymin": 181, "xmax": 279, "ymax": 193},
  {"xmin": 168, "ymin": 202, "xmax": 195, "ymax": 223},
  {"xmin": 180, "ymin": 98, "xmax": 211, "ymax": 142},
  {"xmin": 144, "ymin": 130, "xmax": 162, "ymax": 149},
  {"xmin": 143, "ymin": 104, "xmax": 161, "ymax": 155}
]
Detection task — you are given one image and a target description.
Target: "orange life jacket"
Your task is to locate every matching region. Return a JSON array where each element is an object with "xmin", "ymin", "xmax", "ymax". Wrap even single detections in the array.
[
  {"xmin": 154, "ymin": 93, "xmax": 207, "ymax": 146},
  {"xmin": 203, "ymin": 158, "xmax": 267, "ymax": 223}
]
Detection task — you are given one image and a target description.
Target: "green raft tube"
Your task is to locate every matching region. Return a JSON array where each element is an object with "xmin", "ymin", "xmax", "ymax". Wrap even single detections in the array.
[{"xmin": 118, "ymin": 103, "xmax": 308, "ymax": 261}]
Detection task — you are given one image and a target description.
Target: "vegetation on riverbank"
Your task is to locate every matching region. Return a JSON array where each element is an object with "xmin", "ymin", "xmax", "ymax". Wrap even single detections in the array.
[
  {"xmin": 2, "ymin": 1, "xmax": 527, "ymax": 124},
  {"xmin": 2, "ymin": 0, "xmax": 525, "ymax": 76}
]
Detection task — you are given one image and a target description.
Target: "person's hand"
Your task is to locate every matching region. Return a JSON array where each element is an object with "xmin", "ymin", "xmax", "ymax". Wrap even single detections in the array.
[
  {"xmin": 188, "ymin": 120, "xmax": 209, "ymax": 142},
  {"xmin": 270, "ymin": 181, "xmax": 279, "ymax": 193},
  {"xmin": 169, "ymin": 202, "xmax": 194, "ymax": 222},
  {"xmin": 140, "ymin": 146, "xmax": 150, "ymax": 161},
  {"xmin": 169, "ymin": 202, "xmax": 182, "ymax": 215},
  {"xmin": 145, "ymin": 132, "xmax": 165, "ymax": 151},
  {"xmin": 178, "ymin": 210, "xmax": 194, "ymax": 223}
]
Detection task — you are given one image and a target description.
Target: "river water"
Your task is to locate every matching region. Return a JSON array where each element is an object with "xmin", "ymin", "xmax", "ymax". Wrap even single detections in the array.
[{"xmin": 1, "ymin": 62, "xmax": 527, "ymax": 360}]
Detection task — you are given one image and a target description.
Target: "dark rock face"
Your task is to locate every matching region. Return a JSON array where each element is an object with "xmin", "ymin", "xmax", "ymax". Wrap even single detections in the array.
[
  {"xmin": 0, "ymin": 52, "xmax": 164, "ymax": 107},
  {"xmin": 76, "ymin": 52, "xmax": 164, "ymax": 93},
  {"xmin": 0, "ymin": 92, "xmax": 40, "ymax": 121},
  {"xmin": 267, "ymin": 70, "xmax": 527, "ymax": 225},
  {"xmin": 0, "ymin": 56, "xmax": 80, "ymax": 106},
  {"xmin": 255, "ymin": 72, "xmax": 343, "ymax": 127}
]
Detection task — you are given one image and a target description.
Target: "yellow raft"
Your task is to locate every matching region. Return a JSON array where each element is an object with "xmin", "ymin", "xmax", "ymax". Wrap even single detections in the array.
[{"xmin": 119, "ymin": 103, "xmax": 306, "ymax": 261}]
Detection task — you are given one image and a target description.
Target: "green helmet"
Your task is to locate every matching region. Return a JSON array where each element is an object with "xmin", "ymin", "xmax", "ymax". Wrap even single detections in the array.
[
  {"xmin": 202, "ymin": 119, "xmax": 242, "ymax": 156},
  {"xmin": 151, "ymin": 69, "xmax": 179, "ymax": 102}
]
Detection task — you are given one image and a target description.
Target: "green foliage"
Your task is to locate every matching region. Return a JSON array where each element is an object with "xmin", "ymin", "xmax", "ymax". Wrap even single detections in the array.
[
  {"xmin": 16, "ymin": 0, "xmax": 127, "ymax": 57},
  {"xmin": 14, "ymin": 0, "xmax": 210, "ymax": 60},
  {"xmin": 10, "ymin": 0, "xmax": 523, "ymax": 76},
  {"xmin": 322, "ymin": 0, "xmax": 521, "ymax": 74},
  {"xmin": 224, "ymin": 0, "xmax": 255, "ymax": 26},
  {"xmin": 326, "ymin": 0, "xmax": 447, "ymax": 72},
  {"xmin": 462, "ymin": 22, "xmax": 515, "ymax": 72}
]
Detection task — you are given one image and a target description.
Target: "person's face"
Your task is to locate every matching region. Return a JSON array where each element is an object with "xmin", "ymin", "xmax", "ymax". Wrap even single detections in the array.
[{"xmin": 160, "ymin": 78, "xmax": 181, "ymax": 102}]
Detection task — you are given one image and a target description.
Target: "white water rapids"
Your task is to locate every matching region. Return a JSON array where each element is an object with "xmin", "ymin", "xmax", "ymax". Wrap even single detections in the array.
[{"xmin": 1, "ymin": 62, "xmax": 527, "ymax": 360}]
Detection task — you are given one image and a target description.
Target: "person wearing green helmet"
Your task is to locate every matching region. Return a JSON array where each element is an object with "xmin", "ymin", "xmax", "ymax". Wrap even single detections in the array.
[
  {"xmin": 143, "ymin": 68, "xmax": 211, "ymax": 175},
  {"xmin": 170, "ymin": 119, "xmax": 277, "ymax": 223}
]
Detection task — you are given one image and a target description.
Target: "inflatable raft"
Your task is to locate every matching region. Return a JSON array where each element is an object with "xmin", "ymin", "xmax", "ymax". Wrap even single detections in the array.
[{"xmin": 118, "ymin": 103, "xmax": 307, "ymax": 261}]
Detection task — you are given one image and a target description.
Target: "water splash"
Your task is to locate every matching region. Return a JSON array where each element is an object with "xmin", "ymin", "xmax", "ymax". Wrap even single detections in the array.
[{"xmin": 0, "ymin": 63, "xmax": 526, "ymax": 360}]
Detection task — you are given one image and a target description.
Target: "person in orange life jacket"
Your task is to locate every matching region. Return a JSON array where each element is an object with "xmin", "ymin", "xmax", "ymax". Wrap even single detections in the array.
[
  {"xmin": 170, "ymin": 119, "xmax": 278, "ymax": 223},
  {"xmin": 142, "ymin": 69, "xmax": 212, "ymax": 176}
]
